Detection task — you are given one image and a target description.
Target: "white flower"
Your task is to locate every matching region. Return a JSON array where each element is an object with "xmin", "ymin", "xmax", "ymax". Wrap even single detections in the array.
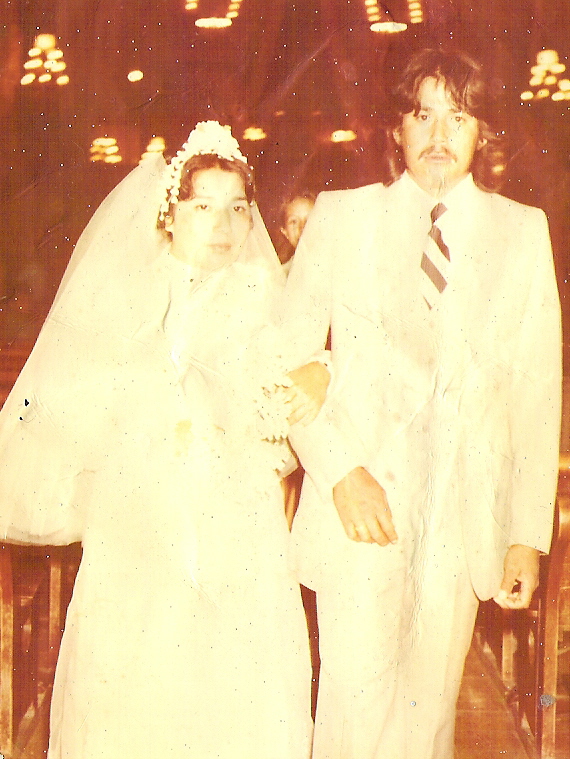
[{"xmin": 181, "ymin": 121, "xmax": 247, "ymax": 165}]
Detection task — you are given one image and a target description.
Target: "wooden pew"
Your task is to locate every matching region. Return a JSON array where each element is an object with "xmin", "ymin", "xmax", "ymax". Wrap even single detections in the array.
[
  {"xmin": 0, "ymin": 544, "xmax": 81, "ymax": 757},
  {"xmin": 476, "ymin": 466, "xmax": 570, "ymax": 758}
]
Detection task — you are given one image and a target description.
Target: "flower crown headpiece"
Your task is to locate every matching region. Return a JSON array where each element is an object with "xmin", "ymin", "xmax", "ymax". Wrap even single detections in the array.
[{"xmin": 158, "ymin": 121, "xmax": 249, "ymax": 221}]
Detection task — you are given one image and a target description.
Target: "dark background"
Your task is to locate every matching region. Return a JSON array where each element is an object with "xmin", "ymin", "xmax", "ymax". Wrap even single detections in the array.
[{"xmin": 1, "ymin": 0, "xmax": 569, "ymax": 343}]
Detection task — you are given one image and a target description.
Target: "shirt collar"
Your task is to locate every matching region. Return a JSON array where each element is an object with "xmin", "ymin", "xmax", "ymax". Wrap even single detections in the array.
[{"xmin": 400, "ymin": 170, "xmax": 477, "ymax": 214}]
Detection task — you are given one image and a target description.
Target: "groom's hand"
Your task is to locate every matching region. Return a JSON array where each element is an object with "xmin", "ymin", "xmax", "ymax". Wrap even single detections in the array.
[
  {"xmin": 493, "ymin": 544, "xmax": 540, "ymax": 609},
  {"xmin": 333, "ymin": 467, "xmax": 397, "ymax": 546}
]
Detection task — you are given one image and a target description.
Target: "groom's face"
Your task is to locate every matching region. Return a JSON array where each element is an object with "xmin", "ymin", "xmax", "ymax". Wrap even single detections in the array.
[{"xmin": 393, "ymin": 76, "xmax": 485, "ymax": 197}]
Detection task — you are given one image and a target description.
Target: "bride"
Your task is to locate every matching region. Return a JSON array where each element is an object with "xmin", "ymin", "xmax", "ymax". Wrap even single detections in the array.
[{"xmin": 0, "ymin": 122, "xmax": 324, "ymax": 758}]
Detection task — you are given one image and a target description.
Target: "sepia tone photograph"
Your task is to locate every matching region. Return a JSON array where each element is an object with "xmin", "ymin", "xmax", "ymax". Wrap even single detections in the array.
[{"xmin": 0, "ymin": 2, "xmax": 569, "ymax": 758}]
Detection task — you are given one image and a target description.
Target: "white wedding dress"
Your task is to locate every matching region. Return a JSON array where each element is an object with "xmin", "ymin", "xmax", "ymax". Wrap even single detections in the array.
[{"xmin": 0, "ymin": 158, "xmax": 312, "ymax": 758}]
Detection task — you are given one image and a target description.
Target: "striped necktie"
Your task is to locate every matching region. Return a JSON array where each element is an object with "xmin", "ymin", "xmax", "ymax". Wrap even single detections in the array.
[{"xmin": 421, "ymin": 203, "xmax": 449, "ymax": 310}]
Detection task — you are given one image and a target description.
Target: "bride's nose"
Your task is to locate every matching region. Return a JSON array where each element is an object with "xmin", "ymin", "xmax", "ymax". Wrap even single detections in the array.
[{"xmin": 213, "ymin": 208, "xmax": 231, "ymax": 232}]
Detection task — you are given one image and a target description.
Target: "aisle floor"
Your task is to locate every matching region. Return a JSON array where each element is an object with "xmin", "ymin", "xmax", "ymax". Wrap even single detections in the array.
[
  {"xmin": 14, "ymin": 636, "xmax": 537, "ymax": 759},
  {"xmin": 456, "ymin": 642, "xmax": 533, "ymax": 759}
]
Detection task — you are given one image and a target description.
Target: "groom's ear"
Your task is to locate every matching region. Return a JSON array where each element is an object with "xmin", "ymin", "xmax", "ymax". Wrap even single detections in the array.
[{"xmin": 476, "ymin": 135, "xmax": 488, "ymax": 151}]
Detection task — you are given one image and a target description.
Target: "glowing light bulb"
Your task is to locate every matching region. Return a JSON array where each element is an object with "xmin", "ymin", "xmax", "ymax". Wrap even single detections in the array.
[
  {"xmin": 331, "ymin": 129, "xmax": 357, "ymax": 143},
  {"xmin": 195, "ymin": 17, "xmax": 232, "ymax": 28},
  {"xmin": 243, "ymin": 127, "xmax": 267, "ymax": 141},
  {"xmin": 35, "ymin": 33, "xmax": 56, "ymax": 50},
  {"xmin": 370, "ymin": 21, "xmax": 407, "ymax": 32},
  {"xmin": 536, "ymin": 50, "xmax": 558, "ymax": 66}
]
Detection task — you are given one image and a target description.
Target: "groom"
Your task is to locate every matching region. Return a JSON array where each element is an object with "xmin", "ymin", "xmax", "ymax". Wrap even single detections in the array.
[{"xmin": 282, "ymin": 47, "xmax": 561, "ymax": 759}]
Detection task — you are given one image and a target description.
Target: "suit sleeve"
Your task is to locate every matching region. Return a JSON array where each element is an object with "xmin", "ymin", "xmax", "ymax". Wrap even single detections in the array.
[
  {"xmin": 278, "ymin": 194, "xmax": 368, "ymax": 500},
  {"xmin": 508, "ymin": 209, "xmax": 561, "ymax": 552}
]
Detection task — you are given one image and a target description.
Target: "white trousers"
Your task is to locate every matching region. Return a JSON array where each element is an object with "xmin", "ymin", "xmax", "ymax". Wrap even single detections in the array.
[{"xmin": 306, "ymin": 493, "xmax": 480, "ymax": 759}]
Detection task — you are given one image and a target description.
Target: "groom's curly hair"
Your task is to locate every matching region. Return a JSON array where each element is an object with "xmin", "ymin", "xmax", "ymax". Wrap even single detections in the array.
[{"xmin": 383, "ymin": 48, "xmax": 508, "ymax": 193}]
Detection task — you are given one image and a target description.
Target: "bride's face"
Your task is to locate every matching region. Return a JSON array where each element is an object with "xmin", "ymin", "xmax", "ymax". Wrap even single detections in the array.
[{"xmin": 166, "ymin": 167, "xmax": 253, "ymax": 271}]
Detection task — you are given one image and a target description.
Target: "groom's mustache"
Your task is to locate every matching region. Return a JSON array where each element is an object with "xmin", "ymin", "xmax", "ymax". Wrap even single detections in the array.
[{"xmin": 420, "ymin": 145, "xmax": 457, "ymax": 161}]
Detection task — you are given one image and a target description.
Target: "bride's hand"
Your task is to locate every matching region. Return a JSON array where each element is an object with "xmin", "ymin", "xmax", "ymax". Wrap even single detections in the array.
[{"xmin": 284, "ymin": 361, "xmax": 330, "ymax": 426}]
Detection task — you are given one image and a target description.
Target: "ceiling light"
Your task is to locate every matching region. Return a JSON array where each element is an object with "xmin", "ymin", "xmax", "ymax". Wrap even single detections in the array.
[
  {"xmin": 365, "ymin": 2, "xmax": 407, "ymax": 33},
  {"xmin": 243, "ymin": 127, "xmax": 267, "ymax": 141},
  {"xmin": 195, "ymin": 17, "xmax": 232, "ymax": 28},
  {"xmin": 35, "ymin": 33, "xmax": 56, "ymax": 50},
  {"xmin": 331, "ymin": 130, "xmax": 357, "ymax": 143},
  {"xmin": 407, "ymin": 0, "xmax": 423, "ymax": 23},
  {"xmin": 370, "ymin": 21, "xmax": 407, "ymax": 33},
  {"xmin": 536, "ymin": 50, "xmax": 559, "ymax": 66}
]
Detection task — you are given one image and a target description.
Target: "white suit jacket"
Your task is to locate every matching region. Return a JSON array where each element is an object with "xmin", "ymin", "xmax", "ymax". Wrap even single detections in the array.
[{"xmin": 281, "ymin": 172, "xmax": 561, "ymax": 601}]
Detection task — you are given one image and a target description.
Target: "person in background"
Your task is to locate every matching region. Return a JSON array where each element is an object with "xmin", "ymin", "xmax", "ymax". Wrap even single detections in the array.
[
  {"xmin": 0, "ymin": 121, "xmax": 328, "ymax": 759},
  {"xmin": 276, "ymin": 190, "xmax": 318, "ymax": 526},
  {"xmin": 280, "ymin": 48, "xmax": 562, "ymax": 759},
  {"xmin": 278, "ymin": 191, "xmax": 316, "ymax": 275}
]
